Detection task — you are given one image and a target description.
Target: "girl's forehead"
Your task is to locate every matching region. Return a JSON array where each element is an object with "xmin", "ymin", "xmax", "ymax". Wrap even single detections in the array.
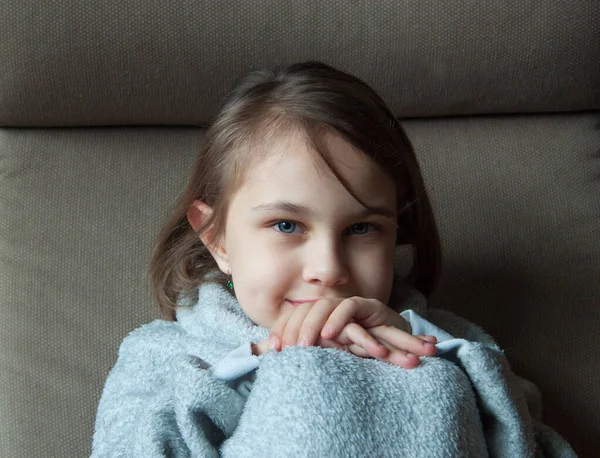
[
  {"xmin": 251, "ymin": 130, "xmax": 377, "ymax": 180},
  {"xmin": 241, "ymin": 130, "xmax": 396, "ymax": 204}
]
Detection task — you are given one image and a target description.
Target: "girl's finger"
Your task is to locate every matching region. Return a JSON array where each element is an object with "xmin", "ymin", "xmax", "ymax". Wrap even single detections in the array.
[
  {"xmin": 280, "ymin": 303, "xmax": 314, "ymax": 348},
  {"xmin": 337, "ymin": 323, "xmax": 389, "ymax": 359},
  {"xmin": 346, "ymin": 343, "xmax": 371, "ymax": 358},
  {"xmin": 416, "ymin": 335, "xmax": 438, "ymax": 344},
  {"xmin": 317, "ymin": 337, "xmax": 347, "ymax": 352},
  {"xmin": 375, "ymin": 337, "xmax": 422, "ymax": 369},
  {"xmin": 340, "ymin": 326, "xmax": 421, "ymax": 369},
  {"xmin": 345, "ymin": 339, "xmax": 421, "ymax": 369},
  {"xmin": 296, "ymin": 299, "xmax": 339, "ymax": 347},
  {"xmin": 321, "ymin": 297, "xmax": 382, "ymax": 339},
  {"xmin": 268, "ymin": 307, "xmax": 296, "ymax": 351},
  {"xmin": 252, "ymin": 339, "xmax": 272, "ymax": 357},
  {"xmin": 368, "ymin": 326, "xmax": 437, "ymax": 358}
]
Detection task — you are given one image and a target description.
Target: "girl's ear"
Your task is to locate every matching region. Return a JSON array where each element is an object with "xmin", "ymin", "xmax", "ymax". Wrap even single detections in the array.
[
  {"xmin": 187, "ymin": 200, "xmax": 230, "ymax": 273},
  {"xmin": 187, "ymin": 200, "xmax": 211, "ymax": 233}
]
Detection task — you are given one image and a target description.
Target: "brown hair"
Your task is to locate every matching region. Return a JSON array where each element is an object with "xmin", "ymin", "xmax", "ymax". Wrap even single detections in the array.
[{"xmin": 149, "ymin": 61, "xmax": 442, "ymax": 320}]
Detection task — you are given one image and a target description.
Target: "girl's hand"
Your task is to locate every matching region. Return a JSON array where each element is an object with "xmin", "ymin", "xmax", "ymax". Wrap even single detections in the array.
[
  {"xmin": 333, "ymin": 323, "xmax": 437, "ymax": 369},
  {"xmin": 254, "ymin": 329, "xmax": 437, "ymax": 368},
  {"xmin": 320, "ymin": 297, "xmax": 438, "ymax": 368},
  {"xmin": 268, "ymin": 297, "xmax": 437, "ymax": 368},
  {"xmin": 269, "ymin": 298, "xmax": 387, "ymax": 358}
]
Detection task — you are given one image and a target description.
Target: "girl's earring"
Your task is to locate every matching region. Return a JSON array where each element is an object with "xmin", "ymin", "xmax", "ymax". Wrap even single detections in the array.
[{"xmin": 226, "ymin": 267, "xmax": 234, "ymax": 291}]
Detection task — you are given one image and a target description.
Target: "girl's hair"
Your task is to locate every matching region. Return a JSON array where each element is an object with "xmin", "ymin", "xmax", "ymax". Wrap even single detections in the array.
[{"xmin": 149, "ymin": 61, "xmax": 442, "ymax": 321}]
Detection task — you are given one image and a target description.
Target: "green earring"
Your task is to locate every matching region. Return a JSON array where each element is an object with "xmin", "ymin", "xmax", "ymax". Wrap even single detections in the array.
[{"xmin": 226, "ymin": 267, "xmax": 234, "ymax": 291}]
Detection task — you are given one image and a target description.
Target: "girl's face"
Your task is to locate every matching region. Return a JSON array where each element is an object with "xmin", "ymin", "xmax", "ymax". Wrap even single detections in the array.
[{"xmin": 214, "ymin": 131, "xmax": 397, "ymax": 328}]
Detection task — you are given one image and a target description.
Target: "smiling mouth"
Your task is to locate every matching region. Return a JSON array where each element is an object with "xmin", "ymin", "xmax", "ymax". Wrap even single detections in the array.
[{"xmin": 286, "ymin": 299, "xmax": 319, "ymax": 307}]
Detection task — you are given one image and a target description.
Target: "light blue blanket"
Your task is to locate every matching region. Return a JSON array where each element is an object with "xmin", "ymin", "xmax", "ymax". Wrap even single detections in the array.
[{"xmin": 92, "ymin": 282, "xmax": 576, "ymax": 457}]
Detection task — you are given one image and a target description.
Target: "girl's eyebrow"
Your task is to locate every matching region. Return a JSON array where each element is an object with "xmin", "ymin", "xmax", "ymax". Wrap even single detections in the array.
[
  {"xmin": 251, "ymin": 201, "xmax": 311, "ymax": 216},
  {"xmin": 251, "ymin": 201, "xmax": 397, "ymax": 218}
]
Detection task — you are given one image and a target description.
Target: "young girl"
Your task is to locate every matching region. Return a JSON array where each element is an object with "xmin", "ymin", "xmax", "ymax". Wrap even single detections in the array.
[{"xmin": 92, "ymin": 62, "xmax": 575, "ymax": 457}]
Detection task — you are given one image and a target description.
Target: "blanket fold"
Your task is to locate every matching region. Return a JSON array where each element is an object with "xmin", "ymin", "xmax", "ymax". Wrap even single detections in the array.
[{"xmin": 92, "ymin": 282, "xmax": 576, "ymax": 457}]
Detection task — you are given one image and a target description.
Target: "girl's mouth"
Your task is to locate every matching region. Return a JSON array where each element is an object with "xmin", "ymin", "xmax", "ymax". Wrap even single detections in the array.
[{"xmin": 286, "ymin": 299, "xmax": 319, "ymax": 307}]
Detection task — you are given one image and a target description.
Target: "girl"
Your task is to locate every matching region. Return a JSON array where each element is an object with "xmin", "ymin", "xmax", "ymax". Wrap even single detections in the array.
[
  {"xmin": 153, "ymin": 60, "xmax": 441, "ymax": 368},
  {"xmin": 92, "ymin": 62, "xmax": 575, "ymax": 457}
]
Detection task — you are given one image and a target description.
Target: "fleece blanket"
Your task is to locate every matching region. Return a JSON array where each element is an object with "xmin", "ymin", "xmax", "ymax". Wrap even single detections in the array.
[{"xmin": 92, "ymin": 282, "xmax": 576, "ymax": 457}]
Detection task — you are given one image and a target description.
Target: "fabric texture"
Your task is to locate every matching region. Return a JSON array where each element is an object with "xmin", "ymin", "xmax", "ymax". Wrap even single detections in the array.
[
  {"xmin": 210, "ymin": 343, "xmax": 259, "ymax": 385},
  {"xmin": 1, "ymin": 0, "xmax": 599, "ymax": 126},
  {"xmin": 91, "ymin": 282, "xmax": 576, "ymax": 457},
  {"xmin": 0, "ymin": 127, "xmax": 200, "ymax": 457}
]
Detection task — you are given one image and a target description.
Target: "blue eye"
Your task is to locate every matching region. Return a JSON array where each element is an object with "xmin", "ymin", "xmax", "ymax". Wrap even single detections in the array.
[
  {"xmin": 274, "ymin": 220, "xmax": 297, "ymax": 234},
  {"xmin": 349, "ymin": 223, "xmax": 374, "ymax": 235}
]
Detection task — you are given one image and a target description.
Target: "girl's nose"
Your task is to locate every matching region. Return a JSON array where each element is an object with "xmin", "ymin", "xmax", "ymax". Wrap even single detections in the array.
[{"xmin": 302, "ymin": 241, "xmax": 349, "ymax": 287}]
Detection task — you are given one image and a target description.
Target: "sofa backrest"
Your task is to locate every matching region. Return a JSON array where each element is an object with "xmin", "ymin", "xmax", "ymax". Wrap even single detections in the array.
[{"xmin": 1, "ymin": 1, "xmax": 598, "ymax": 126}]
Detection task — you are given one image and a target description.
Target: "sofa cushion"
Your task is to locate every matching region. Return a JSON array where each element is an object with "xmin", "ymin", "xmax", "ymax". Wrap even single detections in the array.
[
  {"xmin": 1, "ymin": 0, "xmax": 599, "ymax": 126},
  {"xmin": 0, "ymin": 127, "xmax": 199, "ymax": 456}
]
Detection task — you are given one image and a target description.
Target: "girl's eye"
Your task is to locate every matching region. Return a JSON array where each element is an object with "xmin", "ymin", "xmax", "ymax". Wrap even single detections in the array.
[
  {"xmin": 348, "ymin": 223, "xmax": 375, "ymax": 235},
  {"xmin": 274, "ymin": 220, "xmax": 298, "ymax": 234}
]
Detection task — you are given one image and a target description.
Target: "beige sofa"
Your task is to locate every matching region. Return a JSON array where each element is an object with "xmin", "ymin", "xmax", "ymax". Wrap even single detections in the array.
[{"xmin": 1, "ymin": 1, "xmax": 598, "ymax": 456}]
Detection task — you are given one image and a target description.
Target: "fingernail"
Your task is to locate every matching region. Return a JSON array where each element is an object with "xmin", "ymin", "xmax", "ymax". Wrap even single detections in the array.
[
  {"xmin": 423, "ymin": 342, "xmax": 435, "ymax": 348},
  {"xmin": 406, "ymin": 352, "xmax": 416, "ymax": 358},
  {"xmin": 269, "ymin": 336, "xmax": 279, "ymax": 351},
  {"xmin": 298, "ymin": 338, "xmax": 308, "ymax": 347},
  {"xmin": 322, "ymin": 325, "xmax": 333, "ymax": 337}
]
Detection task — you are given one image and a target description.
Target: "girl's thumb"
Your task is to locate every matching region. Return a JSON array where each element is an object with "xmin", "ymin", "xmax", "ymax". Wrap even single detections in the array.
[{"xmin": 252, "ymin": 339, "xmax": 273, "ymax": 356}]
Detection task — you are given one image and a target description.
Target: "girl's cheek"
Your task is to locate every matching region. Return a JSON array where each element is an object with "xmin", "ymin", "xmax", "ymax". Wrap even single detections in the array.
[
  {"xmin": 353, "ymin": 249, "xmax": 394, "ymax": 299},
  {"xmin": 242, "ymin": 246, "xmax": 293, "ymax": 292}
]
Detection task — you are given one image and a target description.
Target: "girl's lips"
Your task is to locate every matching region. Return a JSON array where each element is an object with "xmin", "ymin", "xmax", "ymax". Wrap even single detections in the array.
[{"xmin": 286, "ymin": 299, "xmax": 319, "ymax": 307}]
